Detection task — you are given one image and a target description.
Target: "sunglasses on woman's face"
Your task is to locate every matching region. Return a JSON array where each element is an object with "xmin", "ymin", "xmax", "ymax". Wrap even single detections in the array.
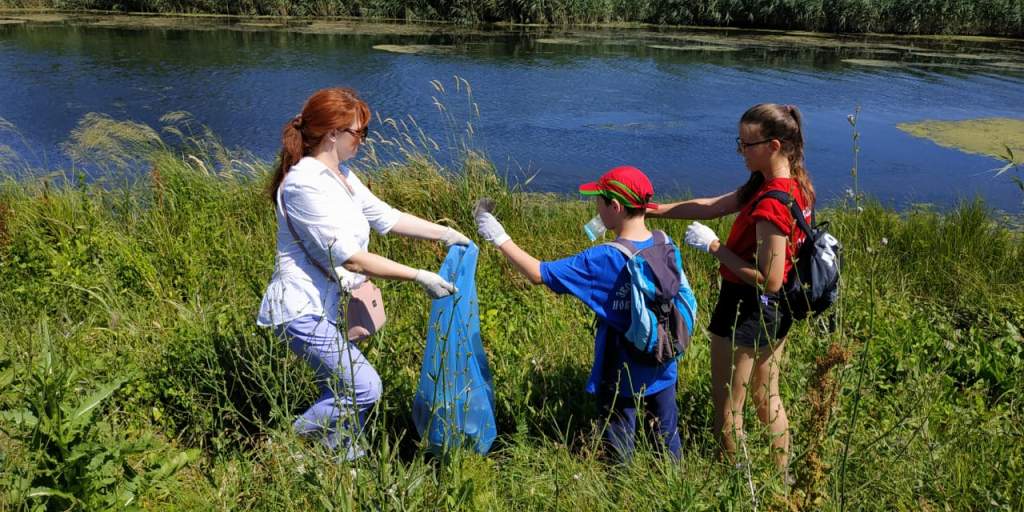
[{"xmin": 343, "ymin": 127, "xmax": 369, "ymax": 141}]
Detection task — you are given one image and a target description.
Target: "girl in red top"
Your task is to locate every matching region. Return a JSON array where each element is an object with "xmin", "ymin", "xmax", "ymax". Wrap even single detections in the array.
[{"xmin": 651, "ymin": 103, "xmax": 814, "ymax": 479}]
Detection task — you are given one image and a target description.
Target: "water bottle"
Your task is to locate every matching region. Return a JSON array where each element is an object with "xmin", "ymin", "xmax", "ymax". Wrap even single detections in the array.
[{"xmin": 583, "ymin": 214, "xmax": 607, "ymax": 241}]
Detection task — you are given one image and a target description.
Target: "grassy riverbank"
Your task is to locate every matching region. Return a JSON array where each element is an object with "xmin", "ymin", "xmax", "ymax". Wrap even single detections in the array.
[
  {"xmin": 1, "ymin": 111, "xmax": 1023, "ymax": 509},
  {"xmin": 1, "ymin": 0, "xmax": 1023, "ymax": 36}
]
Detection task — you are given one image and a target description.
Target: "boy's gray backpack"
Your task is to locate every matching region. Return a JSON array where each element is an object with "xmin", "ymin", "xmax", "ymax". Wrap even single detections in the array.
[
  {"xmin": 749, "ymin": 190, "xmax": 842, "ymax": 320},
  {"xmin": 603, "ymin": 231, "xmax": 698, "ymax": 365}
]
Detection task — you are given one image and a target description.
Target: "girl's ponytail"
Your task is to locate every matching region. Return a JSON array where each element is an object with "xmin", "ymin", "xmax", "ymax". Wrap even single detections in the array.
[{"xmin": 785, "ymin": 105, "xmax": 815, "ymax": 207}]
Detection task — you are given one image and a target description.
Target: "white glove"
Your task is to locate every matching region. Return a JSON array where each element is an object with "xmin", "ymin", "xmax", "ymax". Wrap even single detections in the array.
[
  {"xmin": 414, "ymin": 270, "xmax": 458, "ymax": 299},
  {"xmin": 684, "ymin": 221, "xmax": 719, "ymax": 253},
  {"xmin": 475, "ymin": 211, "xmax": 511, "ymax": 247},
  {"xmin": 438, "ymin": 227, "xmax": 471, "ymax": 247}
]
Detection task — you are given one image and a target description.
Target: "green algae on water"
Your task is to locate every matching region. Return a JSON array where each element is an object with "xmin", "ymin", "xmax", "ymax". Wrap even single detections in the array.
[
  {"xmin": 843, "ymin": 58, "xmax": 901, "ymax": 68},
  {"xmin": 906, "ymin": 51, "xmax": 995, "ymax": 60},
  {"xmin": 987, "ymin": 61, "xmax": 1024, "ymax": 70},
  {"xmin": 236, "ymin": 21, "xmax": 287, "ymax": 29},
  {"xmin": 897, "ymin": 118, "xmax": 1024, "ymax": 164},
  {"xmin": 535, "ymin": 38, "xmax": 583, "ymax": 45},
  {"xmin": 372, "ymin": 44, "xmax": 455, "ymax": 55},
  {"xmin": 648, "ymin": 44, "xmax": 738, "ymax": 52}
]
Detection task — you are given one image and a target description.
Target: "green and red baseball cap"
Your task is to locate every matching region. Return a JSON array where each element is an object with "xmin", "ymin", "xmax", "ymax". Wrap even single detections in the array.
[{"xmin": 578, "ymin": 165, "xmax": 658, "ymax": 209}]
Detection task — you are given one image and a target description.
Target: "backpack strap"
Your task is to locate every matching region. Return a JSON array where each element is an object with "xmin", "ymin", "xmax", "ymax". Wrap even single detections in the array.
[
  {"xmin": 602, "ymin": 240, "xmax": 634, "ymax": 259},
  {"xmin": 602, "ymin": 236, "xmax": 640, "ymax": 259},
  {"xmin": 749, "ymin": 190, "xmax": 814, "ymax": 238},
  {"xmin": 604, "ymin": 231, "xmax": 672, "ymax": 256}
]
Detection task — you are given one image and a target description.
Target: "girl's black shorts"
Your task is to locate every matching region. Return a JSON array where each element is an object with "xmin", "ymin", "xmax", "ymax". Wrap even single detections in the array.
[{"xmin": 707, "ymin": 279, "xmax": 793, "ymax": 348}]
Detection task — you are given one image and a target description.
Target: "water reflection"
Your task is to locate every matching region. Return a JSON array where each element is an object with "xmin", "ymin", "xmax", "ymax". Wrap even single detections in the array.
[{"xmin": 1, "ymin": 14, "xmax": 1022, "ymax": 210}]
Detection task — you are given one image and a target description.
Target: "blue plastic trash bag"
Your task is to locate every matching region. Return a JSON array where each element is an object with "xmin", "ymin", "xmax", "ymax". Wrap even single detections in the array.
[{"xmin": 412, "ymin": 242, "xmax": 497, "ymax": 454}]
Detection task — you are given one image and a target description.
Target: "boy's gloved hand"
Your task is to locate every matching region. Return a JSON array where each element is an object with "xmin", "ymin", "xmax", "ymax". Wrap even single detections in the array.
[
  {"xmin": 474, "ymin": 211, "xmax": 511, "ymax": 247},
  {"xmin": 414, "ymin": 270, "xmax": 458, "ymax": 298},
  {"xmin": 684, "ymin": 221, "xmax": 719, "ymax": 253},
  {"xmin": 438, "ymin": 227, "xmax": 471, "ymax": 247}
]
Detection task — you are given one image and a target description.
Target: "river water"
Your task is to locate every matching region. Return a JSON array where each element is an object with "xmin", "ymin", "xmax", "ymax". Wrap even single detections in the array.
[{"xmin": 1, "ymin": 14, "xmax": 1023, "ymax": 210}]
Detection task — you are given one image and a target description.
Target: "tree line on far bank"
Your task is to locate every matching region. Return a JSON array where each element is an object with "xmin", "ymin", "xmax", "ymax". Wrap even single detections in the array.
[{"xmin": 3, "ymin": 0, "xmax": 1023, "ymax": 37}]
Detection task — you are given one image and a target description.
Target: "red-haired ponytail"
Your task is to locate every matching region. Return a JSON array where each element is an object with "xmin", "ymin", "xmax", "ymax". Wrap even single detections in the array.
[{"xmin": 267, "ymin": 88, "xmax": 371, "ymax": 204}]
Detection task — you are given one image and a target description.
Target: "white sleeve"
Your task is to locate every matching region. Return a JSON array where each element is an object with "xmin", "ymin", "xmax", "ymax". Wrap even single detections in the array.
[
  {"xmin": 280, "ymin": 180, "xmax": 363, "ymax": 267},
  {"xmin": 347, "ymin": 171, "xmax": 402, "ymax": 234}
]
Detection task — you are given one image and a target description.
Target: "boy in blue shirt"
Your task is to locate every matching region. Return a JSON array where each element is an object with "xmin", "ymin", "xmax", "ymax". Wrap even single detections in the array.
[{"xmin": 474, "ymin": 166, "xmax": 681, "ymax": 460}]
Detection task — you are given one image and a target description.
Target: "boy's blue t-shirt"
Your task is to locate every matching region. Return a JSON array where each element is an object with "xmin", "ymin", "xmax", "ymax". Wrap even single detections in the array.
[{"xmin": 539, "ymin": 236, "xmax": 677, "ymax": 398}]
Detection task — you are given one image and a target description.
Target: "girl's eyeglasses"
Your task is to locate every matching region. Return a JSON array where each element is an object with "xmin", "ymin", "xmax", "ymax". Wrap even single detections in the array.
[{"xmin": 735, "ymin": 137, "xmax": 774, "ymax": 152}]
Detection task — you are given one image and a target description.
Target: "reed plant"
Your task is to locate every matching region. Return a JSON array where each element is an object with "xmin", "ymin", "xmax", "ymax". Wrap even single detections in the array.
[{"xmin": 1, "ymin": 84, "xmax": 1023, "ymax": 509}]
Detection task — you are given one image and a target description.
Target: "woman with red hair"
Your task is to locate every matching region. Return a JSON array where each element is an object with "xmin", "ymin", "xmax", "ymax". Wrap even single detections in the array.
[{"xmin": 257, "ymin": 88, "xmax": 469, "ymax": 458}]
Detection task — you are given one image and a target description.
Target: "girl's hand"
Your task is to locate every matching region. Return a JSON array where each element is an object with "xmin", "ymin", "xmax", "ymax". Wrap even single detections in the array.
[{"xmin": 684, "ymin": 222, "xmax": 720, "ymax": 253}]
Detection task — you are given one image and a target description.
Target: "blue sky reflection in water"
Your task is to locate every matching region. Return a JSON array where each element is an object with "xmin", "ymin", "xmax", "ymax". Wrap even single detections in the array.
[{"xmin": 1, "ymin": 20, "xmax": 1023, "ymax": 211}]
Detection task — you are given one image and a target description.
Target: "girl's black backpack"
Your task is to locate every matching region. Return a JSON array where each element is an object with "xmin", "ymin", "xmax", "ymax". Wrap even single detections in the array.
[{"xmin": 749, "ymin": 190, "xmax": 842, "ymax": 320}]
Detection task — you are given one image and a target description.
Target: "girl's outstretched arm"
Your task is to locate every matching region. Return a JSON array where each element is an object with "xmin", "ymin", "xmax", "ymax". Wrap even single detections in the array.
[{"xmin": 649, "ymin": 190, "xmax": 741, "ymax": 220}]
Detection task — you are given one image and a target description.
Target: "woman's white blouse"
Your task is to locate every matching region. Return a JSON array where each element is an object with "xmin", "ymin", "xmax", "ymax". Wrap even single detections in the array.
[{"xmin": 257, "ymin": 156, "xmax": 401, "ymax": 326}]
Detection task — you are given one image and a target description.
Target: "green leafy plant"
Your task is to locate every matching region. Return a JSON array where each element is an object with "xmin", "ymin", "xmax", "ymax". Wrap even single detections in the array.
[{"xmin": 0, "ymin": 320, "xmax": 196, "ymax": 510}]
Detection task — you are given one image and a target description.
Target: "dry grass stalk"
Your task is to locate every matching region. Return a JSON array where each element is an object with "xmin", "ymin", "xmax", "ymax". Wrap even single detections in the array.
[{"xmin": 792, "ymin": 341, "xmax": 852, "ymax": 510}]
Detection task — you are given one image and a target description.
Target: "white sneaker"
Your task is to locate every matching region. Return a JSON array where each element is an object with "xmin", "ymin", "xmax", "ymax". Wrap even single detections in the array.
[{"xmin": 343, "ymin": 442, "xmax": 366, "ymax": 462}]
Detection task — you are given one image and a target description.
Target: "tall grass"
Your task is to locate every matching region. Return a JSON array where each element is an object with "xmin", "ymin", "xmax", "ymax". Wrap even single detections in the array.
[
  {"xmin": 1, "ymin": 0, "xmax": 1023, "ymax": 36},
  {"xmin": 1, "ymin": 95, "xmax": 1023, "ymax": 509}
]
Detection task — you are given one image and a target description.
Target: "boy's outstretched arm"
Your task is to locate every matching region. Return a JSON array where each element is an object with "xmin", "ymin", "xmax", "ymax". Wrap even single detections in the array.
[
  {"xmin": 475, "ymin": 210, "xmax": 543, "ymax": 285},
  {"xmin": 494, "ymin": 240, "xmax": 543, "ymax": 285}
]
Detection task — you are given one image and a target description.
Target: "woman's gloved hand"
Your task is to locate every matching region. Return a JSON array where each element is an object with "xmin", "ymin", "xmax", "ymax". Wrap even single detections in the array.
[
  {"xmin": 414, "ymin": 270, "xmax": 458, "ymax": 298},
  {"xmin": 438, "ymin": 227, "xmax": 471, "ymax": 247},
  {"xmin": 684, "ymin": 221, "xmax": 719, "ymax": 253},
  {"xmin": 390, "ymin": 214, "xmax": 470, "ymax": 247}
]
